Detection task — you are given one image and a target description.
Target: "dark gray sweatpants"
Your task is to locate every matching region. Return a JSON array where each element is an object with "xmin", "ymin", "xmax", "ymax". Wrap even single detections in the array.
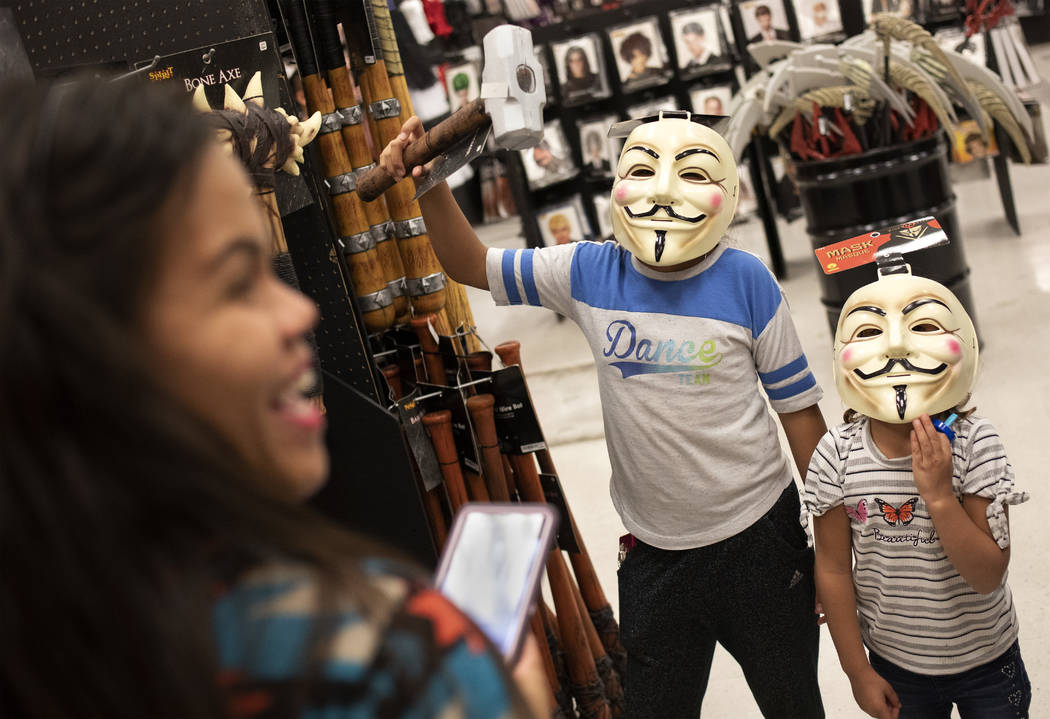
[{"xmin": 618, "ymin": 485, "xmax": 824, "ymax": 718}]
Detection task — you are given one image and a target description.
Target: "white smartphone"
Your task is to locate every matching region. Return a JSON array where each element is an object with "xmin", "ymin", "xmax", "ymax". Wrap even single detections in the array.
[{"xmin": 434, "ymin": 503, "xmax": 559, "ymax": 662}]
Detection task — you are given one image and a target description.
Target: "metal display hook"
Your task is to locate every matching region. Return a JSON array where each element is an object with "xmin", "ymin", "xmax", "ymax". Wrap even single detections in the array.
[
  {"xmin": 388, "ymin": 376, "xmax": 494, "ymax": 412},
  {"xmin": 111, "ymin": 54, "xmax": 159, "ymax": 82}
]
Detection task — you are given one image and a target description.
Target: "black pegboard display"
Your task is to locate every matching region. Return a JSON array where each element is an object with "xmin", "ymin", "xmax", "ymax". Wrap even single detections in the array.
[
  {"xmin": 13, "ymin": 0, "xmax": 271, "ymax": 72},
  {"xmin": 11, "ymin": 0, "xmax": 382, "ymax": 401},
  {"xmin": 7, "ymin": 0, "xmax": 439, "ymax": 557},
  {"xmin": 282, "ymin": 154, "xmax": 382, "ymax": 401}
]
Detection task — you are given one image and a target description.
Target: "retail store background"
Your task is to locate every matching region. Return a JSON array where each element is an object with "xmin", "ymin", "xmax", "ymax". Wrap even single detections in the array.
[{"xmin": 466, "ymin": 42, "xmax": 1050, "ymax": 719}]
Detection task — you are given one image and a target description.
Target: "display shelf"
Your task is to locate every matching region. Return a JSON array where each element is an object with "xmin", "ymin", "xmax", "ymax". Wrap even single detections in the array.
[{"xmin": 11, "ymin": 0, "xmax": 437, "ymax": 560}]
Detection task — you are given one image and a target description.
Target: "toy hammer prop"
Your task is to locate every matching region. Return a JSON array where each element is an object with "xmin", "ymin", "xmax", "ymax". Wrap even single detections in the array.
[{"xmin": 357, "ymin": 25, "xmax": 545, "ymax": 202}]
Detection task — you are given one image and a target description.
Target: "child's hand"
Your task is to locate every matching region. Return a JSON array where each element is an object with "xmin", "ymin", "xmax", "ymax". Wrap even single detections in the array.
[
  {"xmin": 849, "ymin": 666, "xmax": 901, "ymax": 719},
  {"xmin": 911, "ymin": 414, "xmax": 954, "ymax": 505},
  {"xmin": 378, "ymin": 116, "xmax": 427, "ymax": 181}
]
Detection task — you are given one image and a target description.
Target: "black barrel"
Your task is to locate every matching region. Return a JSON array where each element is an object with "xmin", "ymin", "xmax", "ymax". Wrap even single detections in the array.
[{"xmin": 793, "ymin": 136, "xmax": 976, "ymax": 335}]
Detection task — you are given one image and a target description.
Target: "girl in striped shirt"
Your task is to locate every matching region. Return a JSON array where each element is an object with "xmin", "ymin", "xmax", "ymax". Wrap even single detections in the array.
[{"xmin": 803, "ymin": 271, "xmax": 1030, "ymax": 719}]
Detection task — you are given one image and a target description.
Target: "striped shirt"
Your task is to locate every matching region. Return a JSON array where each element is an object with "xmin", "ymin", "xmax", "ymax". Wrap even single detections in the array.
[
  {"xmin": 803, "ymin": 416, "xmax": 1028, "ymax": 675},
  {"xmin": 488, "ymin": 241, "xmax": 822, "ymax": 549}
]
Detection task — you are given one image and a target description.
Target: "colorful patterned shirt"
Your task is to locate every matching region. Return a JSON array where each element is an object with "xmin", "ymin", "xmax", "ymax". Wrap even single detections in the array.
[{"xmin": 213, "ymin": 561, "xmax": 524, "ymax": 718}]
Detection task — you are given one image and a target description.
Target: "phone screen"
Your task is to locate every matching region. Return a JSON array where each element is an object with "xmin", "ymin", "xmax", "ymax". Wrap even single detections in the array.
[{"xmin": 437, "ymin": 509, "xmax": 549, "ymax": 657}]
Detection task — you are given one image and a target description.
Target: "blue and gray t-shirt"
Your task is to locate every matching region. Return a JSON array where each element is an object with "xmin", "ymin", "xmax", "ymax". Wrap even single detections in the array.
[{"xmin": 487, "ymin": 241, "xmax": 822, "ymax": 550}]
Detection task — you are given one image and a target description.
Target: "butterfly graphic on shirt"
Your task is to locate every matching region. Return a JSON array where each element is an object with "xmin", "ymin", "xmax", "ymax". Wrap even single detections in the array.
[
  {"xmin": 845, "ymin": 499, "xmax": 868, "ymax": 524},
  {"xmin": 873, "ymin": 497, "xmax": 918, "ymax": 526}
]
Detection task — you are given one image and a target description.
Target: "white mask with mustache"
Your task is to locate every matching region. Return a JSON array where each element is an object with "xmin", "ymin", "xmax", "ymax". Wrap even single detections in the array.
[
  {"xmin": 610, "ymin": 117, "xmax": 738, "ymax": 266},
  {"xmin": 834, "ymin": 271, "xmax": 978, "ymax": 424}
]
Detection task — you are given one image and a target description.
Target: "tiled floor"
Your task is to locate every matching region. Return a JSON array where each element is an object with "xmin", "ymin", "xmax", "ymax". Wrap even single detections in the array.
[{"xmin": 466, "ymin": 45, "xmax": 1050, "ymax": 718}]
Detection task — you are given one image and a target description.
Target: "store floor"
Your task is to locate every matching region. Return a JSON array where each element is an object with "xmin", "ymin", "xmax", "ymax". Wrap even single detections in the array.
[{"xmin": 465, "ymin": 46, "xmax": 1050, "ymax": 718}]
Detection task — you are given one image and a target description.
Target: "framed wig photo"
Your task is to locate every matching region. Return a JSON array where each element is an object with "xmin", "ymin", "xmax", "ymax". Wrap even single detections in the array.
[
  {"xmin": 719, "ymin": 5, "xmax": 739, "ymax": 57},
  {"xmin": 444, "ymin": 59, "xmax": 480, "ymax": 113},
  {"xmin": 796, "ymin": 0, "xmax": 844, "ymax": 40},
  {"xmin": 670, "ymin": 8, "xmax": 731, "ymax": 79},
  {"xmin": 537, "ymin": 195, "xmax": 594, "ymax": 246},
  {"xmin": 739, "ymin": 0, "xmax": 793, "ymax": 45},
  {"xmin": 533, "ymin": 44, "xmax": 557, "ymax": 107},
  {"xmin": 551, "ymin": 34, "xmax": 611, "ymax": 107},
  {"xmin": 607, "ymin": 17, "xmax": 673, "ymax": 94},
  {"xmin": 591, "ymin": 192, "xmax": 615, "ymax": 240},
  {"xmin": 689, "ymin": 84, "xmax": 732, "ymax": 116},
  {"xmin": 578, "ymin": 114, "xmax": 620, "ymax": 178},
  {"xmin": 951, "ymin": 119, "xmax": 999, "ymax": 163},
  {"xmin": 519, "ymin": 120, "xmax": 578, "ymax": 190},
  {"xmin": 862, "ymin": 0, "xmax": 916, "ymax": 21},
  {"xmin": 732, "ymin": 163, "xmax": 759, "ymax": 221}
]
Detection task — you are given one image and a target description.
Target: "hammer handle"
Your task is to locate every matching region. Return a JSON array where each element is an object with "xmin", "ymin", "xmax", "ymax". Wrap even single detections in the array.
[{"xmin": 358, "ymin": 99, "xmax": 491, "ymax": 202}]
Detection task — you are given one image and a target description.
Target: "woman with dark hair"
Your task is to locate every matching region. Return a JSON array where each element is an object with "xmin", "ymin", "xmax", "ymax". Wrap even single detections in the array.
[
  {"xmin": 562, "ymin": 45, "xmax": 600, "ymax": 95},
  {"xmin": 0, "ymin": 78, "xmax": 543, "ymax": 718}
]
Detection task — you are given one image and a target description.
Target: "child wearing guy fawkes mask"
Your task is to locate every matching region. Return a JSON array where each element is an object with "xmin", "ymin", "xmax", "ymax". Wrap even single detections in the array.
[
  {"xmin": 380, "ymin": 111, "xmax": 828, "ymax": 718},
  {"xmin": 803, "ymin": 269, "xmax": 1030, "ymax": 719}
]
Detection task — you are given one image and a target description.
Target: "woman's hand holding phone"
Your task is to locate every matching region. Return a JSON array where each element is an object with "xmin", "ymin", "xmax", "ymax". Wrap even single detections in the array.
[{"xmin": 512, "ymin": 632, "xmax": 553, "ymax": 718}]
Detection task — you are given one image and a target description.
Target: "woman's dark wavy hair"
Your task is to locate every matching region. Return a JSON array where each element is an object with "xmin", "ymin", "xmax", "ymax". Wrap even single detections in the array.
[{"xmin": 0, "ymin": 78, "xmax": 385, "ymax": 717}]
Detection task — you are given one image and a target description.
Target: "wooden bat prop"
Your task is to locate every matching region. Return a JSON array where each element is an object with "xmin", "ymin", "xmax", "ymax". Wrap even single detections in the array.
[
  {"xmin": 464, "ymin": 394, "xmax": 512, "ymax": 502},
  {"xmin": 422, "ymin": 410, "xmax": 471, "ymax": 513},
  {"xmin": 513, "ymin": 448, "xmax": 623, "ymax": 716},
  {"xmin": 542, "ymin": 602, "xmax": 577, "ymax": 719},
  {"xmin": 495, "ymin": 341, "xmax": 628, "ymax": 677},
  {"xmin": 410, "ymin": 315, "xmax": 446, "ymax": 385},
  {"xmin": 280, "ymin": 0, "xmax": 394, "ymax": 332},
  {"xmin": 463, "ymin": 470, "xmax": 490, "ymax": 503},
  {"xmin": 509, "ymin": 452, "xmax": 611, "ymax": 719},
  {"xmin": 378, "ymin": 360, "xmax": 449, "ymax": 547},
  {"xmin": 573, "ymin": 571, "xmax": 625, "ymax": 717},
  {"xmin": 464, "ymin": 350, "xmax": 494, "ymax": 374},
  {"xmin": 464, "ymin": 386, "xmax": 601, "ymax": 715},
  {"xmin": 406, "ymin": 319, "xmax": 489, "ymax": 501},
  {"xmin": 309, "ymin": 0, "xmax": 410, "ymax": 324},
  {"xmin": 339, "ymin": 0, "xmax": 447, "ymax": 317},
  {"xmin": 380, "ymin": 363, "xmax": 403, "ymax": 401},
  {"xmin": 528, "ymin": 610, "xmax": 566, "ymax": 718},
  {"xmin": 422, "ymin": 487, "xmax": 449, "ymax": 548}
]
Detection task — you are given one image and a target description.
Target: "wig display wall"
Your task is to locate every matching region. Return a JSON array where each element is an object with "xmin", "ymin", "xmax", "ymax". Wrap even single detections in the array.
[
  {"xmin": 412, "ymin": 0, "xmax": 1043, "ymax": 276},
  {"xmin": 524, "ymin": 0, "xmax": 749, "ymax": 255}
]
